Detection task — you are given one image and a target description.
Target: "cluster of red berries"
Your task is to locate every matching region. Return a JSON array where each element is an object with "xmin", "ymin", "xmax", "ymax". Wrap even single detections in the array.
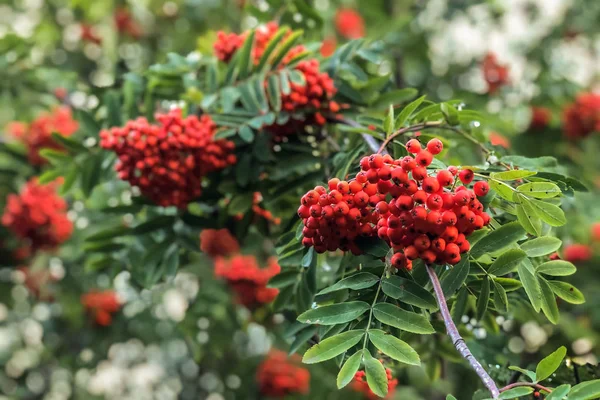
[
  {"xmin": 335, "ymin": 8, "xmax": 365, "ymax": 39},
  {"xmin": 256, "ymin": 350, "xmax": 310, "ymax": 397},
  {"xmin": 114, "ymin": 7, "xmax": 142, "ymax": 38},
  {"xmin": 352, "ymin": 367, "xmax": 398, "ymax": 400},
  {"xmin": 8, "ymin": 106, "xmax": 79, "ymax": 166},
  {"xmin": 200, "ymin": 228, "xmax": 240, "ymax": 259},
  {"xmin": 251, "ymin": 192, "xmax": 282, "ymax": 224},
  {"xmin": 482, "ymin": 52, "xmax": 510, "ymax": 94},
  {"xmin": 562, "ymin": 92, "xmax": 600, "ymax": 139},
  {"xmin": 81, "ymin": 290, "xmax": 121, "ymax": 326},
  {"xmin": 100, "ymin": 109, "xmax": 236, "ymax": 208},
  {"xmin": 213, "ymin": 22, "xmax": 339, "ymax": 136},
  {"xmin": 529, "ymin": 106, "xmax": 552, "ymax": 130},
  {"xmin": 1, "ymin": 179, "xmax": 73, "ymax": 252},
  {"xmin": 80, "ymin": 24, "xmax": 102, "ymax": 45},
  {"xmin": 214, "ymin": 255, "xmax": 280, "ymax": 308},
  {"xmin": 298, "ymin": 137, "xmax": 491, "ymax": 269}
]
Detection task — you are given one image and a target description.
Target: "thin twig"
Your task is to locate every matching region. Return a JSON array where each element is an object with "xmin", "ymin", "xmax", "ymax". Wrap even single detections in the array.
[
  {"xmin": 499, "ymin": 382, "xmax": 552, "ymax": 394},
  {"xmin": 426, "ymin": 264, "xmax": 500, "ymax": 399},
  {"xmin": 327, "ymin": 116, "xmax": 385, "ymax": 154}
]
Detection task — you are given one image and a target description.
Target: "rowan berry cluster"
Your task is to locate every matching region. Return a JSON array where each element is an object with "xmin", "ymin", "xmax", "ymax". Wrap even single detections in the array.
[
  {"xmin": 352, "ymin": 367, "xmax": 398, "ymax": 400},
  {"xmin": 214, "ymin": 255, "xmax": 280, "ymax": 308},
  {"xmin": 213, "ymin": 22, "xmax": 339, "ymax": 136},
  {"xmin": 482, "ymin": 52, "xmax": 510, "ymax": 94},
  {"xmin": 562, "ymin": 92, "xmax": 600, "ymax": 139},
  {"xmin": 80, "ymin": 24, "xmax": 102, "ymax": 45},
  {"xmin": 8, "ymin": 106, "xmax": 79, "ymax": 166},
  {"xmin": 335, "ymin": 8, "xmax": 365, "ymax": 39},
  {"xmin": 256, "ymin": 350, "xmax": 310, "ymax": 397},
  {"xmin": 529, "ymin": 106, "xmax": 551, "ymax": 130},
  {"xmin": 251, "ymin": 192, "xmax": 282, "ymax": 225},
  {"xmin": 114, "ymin": 7, "xmax": 142, "ymax": 39},
  {"xmin": 100, "ymin": 109, "xmax": 236, "ymax": 208},
  {"xmin": 298, "ymin": 138, "xmax": 491, "ymax": 269},
  {"xmin": 1, "ymin": 179, "xmax": 73, "ymax": 253},
  {"xmin": 200, "ymin": 228, "xmax": 240, "ymax": 259},
  {"xmin": 81, "ymin": 290, "xmax": 121, "ymax": 326}
]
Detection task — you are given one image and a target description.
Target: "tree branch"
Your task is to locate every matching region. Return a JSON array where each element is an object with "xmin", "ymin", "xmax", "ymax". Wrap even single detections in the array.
[
  {"xmin": 426, "ymin": 264, "xmax": 500, "ymax": 399},
  {"xmin": 499, "ymin": 382, "xmax": 552, "ymax": 394}
]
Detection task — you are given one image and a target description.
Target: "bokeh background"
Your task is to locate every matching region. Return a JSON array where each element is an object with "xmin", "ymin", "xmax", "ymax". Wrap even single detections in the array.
[{"xmin": 0, "ymin": 0, "xmax": 599, "ymax": 399}]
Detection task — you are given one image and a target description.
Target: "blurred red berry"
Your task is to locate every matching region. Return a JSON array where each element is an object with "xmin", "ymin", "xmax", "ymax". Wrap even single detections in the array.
[
  {"xmin": 82, "ymin": 290, "xmax": 121, "ymax": 326},
  {"xmin": 200, "ymin": 229, "xmax": 240, "ymax": 259},
  {"xmin": 335, "ymin": 8, "xmax": 365, "ymax": 39},
  {"xmin": 529, "ymin": 106, "xmax": 551, "ymax": 130},
  {"xmin": 562, "ymin": 92, "xmax": 600, "ymax": 139},
  {"xmin": 482, "ymin": 52, "xmax": 510, "ymax": 94},
  {"xmin": 563, "ymin": 244, "xmax": 592, "ymax": 263},
  {"xmin": 256, "ymin": 350, "xmax": 310, "ymax": 397}
]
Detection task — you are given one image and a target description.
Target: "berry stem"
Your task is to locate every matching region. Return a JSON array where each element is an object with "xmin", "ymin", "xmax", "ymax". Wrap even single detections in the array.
[
  {"xmin": 499, "ymin": 382, "xmax": 552, "ymax": 394},
  {"xmin": 426, "ymin": 264, "xmax": 500, "ymax": 399},
  {"xmin": 362, "ymin": 269, "xmax": 385, "ymax": 351}
]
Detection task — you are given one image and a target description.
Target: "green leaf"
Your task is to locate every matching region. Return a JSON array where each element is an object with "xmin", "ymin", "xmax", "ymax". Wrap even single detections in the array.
[
  {"xmin": 38, "ymin": 169, "xmax": 63, "ymax": 184},
  {"xmin": 363, "ymin": 349, "xmax": 388, "ymax": 398},
  {"xmin": 267, "ymin": 74, "xmax": 282, "ymax": 111},
  {"xmin": 490, "ymin": 170, "xmax": 537, "ymax": 181},
  {"xmin": 536, "ymin": 346, "xmax": 566, "ymax": 383},
  {"xmin": 288, "ymin": 325, "xmax": 318, "ymax": 355},
  {"xmin": 104, "ymin": 90, "xmax": 122, "ymax": 127},
  {"xmin": 517, "ymin": 182, "xmax": 561, "ymax": 198},
  {"xmin": 451, "ymin": 288, "xmax": 468, "ymax": 323},
  {"xmin": 368, "ymin": 329, "xmax": 420, "ymax": 365},
  {"xmin": 476, "ymin": 276, "xmax": 490, "ymax": 320},
  {"xmin": 520, "ymin": 237, "xmax": 562, "ymax": 257},
  {"xmin": 384, "ymin": 104, "xmax": 394, "ymax": 136},
  {"xmin": 238, "ymin": 125, "xmax": 254, "ymax": 143},
  {"xmin": 441, "ymin": 257, "xmax": 470, "ymax": 297},
  {"xmin": 372, "ymin": 303, "xmax": 435, "ymax": 334},
  {"xmin": 381, "ymin": 276, "xmax": 437, "ymax": 309},
  {"xmin": 228, "ymin": 193, "xmax": 254, "ymax": 215},
  {"xmin": 337, "ymin": 351, "xmax": 362, "ymax": 389},
  {"xmin": 79, "ymin": 154, "xmax": 103, "ymax": 197},
  {"xmin": 548, "ymin": 281, "xmax": 585, "ymax": 304},
  {"xmin": 86, "ymin": 225, "xmax": 132, "ymax": 242},
  {"xmin": 271, "ymin": 30, "xmax": 303, "ymax": 69},
  {"xmin": 490, "ymin": 179, "xmax": 516, "ymax": 202},
  {"xmin": 499, "ymin": 387, "xmax": 534, "ymax": 398},
  {"xmin": 132, "ymin": 216, "xmax": 176, "ymax": 235},
  {"xmin": 518, "ymin": 259, "xmax": 542, "ymax": 312},
  {"xmin": 500, "ymin": 155, "xmax": 557, "ymax": 169},
  {"xmin": 279, "ymin": 70, "xmax": 291, "ymax": 95},
  {"xmin": 529, "ymin": 199, "xmax": 567, "ymax": 226},
  {"xmin": 536, "ymin": 260, "xmax": 576, "ymax": 276},
  {"xmin": 317, "ymin": 273, "xmax": 379, "ymax": 295},
  {"xmin": 302, "ymin": 330, "xmax": 364, "ymax": 364},
  {"xmin": 535, "ymin": 171, "xmax": 588, "ymax": 192},
  {"xmin": 51, "ymin": 133, "xmax": 87, "ymax": 153},
  {"xmin": 570, "ymin": 379, "xmax": 600, "ymax": 400},
  {"xmin": 492, "ymin": 279, "xmax": 508, "ymax": 313},
  {"xmin": 301, "ymin": 247, "xmax": 315, "ymax": 268},
  {"xmin": 355, "ymin": 237, "xmax": 390, "ymax": 258},
  {"xmin": 394, "ymin": 95, "xmax": 426, "ymax": 129},
  {"xmin": 297, "ymin": 301, "xmax": 370, "ymax": 325},
  {"xmin": 237, "ymin": 30, "xmax": 255, "ymax": 79},
  {"xmin": 268, "ymin": 270, "xmax": 300, "ymax": 288},
  {"xmin": 539, "ymin": 277, "xmax": 560, "ymax": 324},
  {"xmin": 515, "ymin": 194, "xmax": 542, "ymax": 236},
  {"xmin": 447, "ymin": 396, "xmax": 458, "ymax": 400},
  {"xmin": 545, "ymin": 384, "xmax": 570, "ymax": 400},
  {"xmin": 471, "ymin": 222, "xmax": 525, "ymax": 258},
  {"xmin": 488, "ymin": 249, "xmax": 527, "ymax": 276},
  {"xmin": 507, "ymin": 366, "xmax": 536, "ymax": 382},
  {"xmin": 257, "ymin": 27, "xmax": 288, "ymax": 71},
  {"xmin": 440, "ymin": 102, "xmax": 459, "ymax": 125}
]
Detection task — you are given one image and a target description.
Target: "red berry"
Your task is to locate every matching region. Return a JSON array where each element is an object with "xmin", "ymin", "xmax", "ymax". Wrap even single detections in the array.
[
  {"xmin": 473, "ymin": 181, "xmax": 490, "ymax": 197},
  {"xmin": 406, "ymin": 139, "xmax": 421, "ymax": 153},
  {"xmin": 436, "ymin": 170, "xmax": 454, "ymax": 187},
  {"xmin": 427, "ymin": 138, "xmax": 443, "ymax": 155},
  {"xmin": 415, "ymin": 150, "xmax": 433, "ymax": 167},
  {"xmin": 458, "ymin": 169, "xmax": 474, "ymax": 184},
  {"xmin": 422, "ymin": 177, "xmax": 440, "ymax": 194}
]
